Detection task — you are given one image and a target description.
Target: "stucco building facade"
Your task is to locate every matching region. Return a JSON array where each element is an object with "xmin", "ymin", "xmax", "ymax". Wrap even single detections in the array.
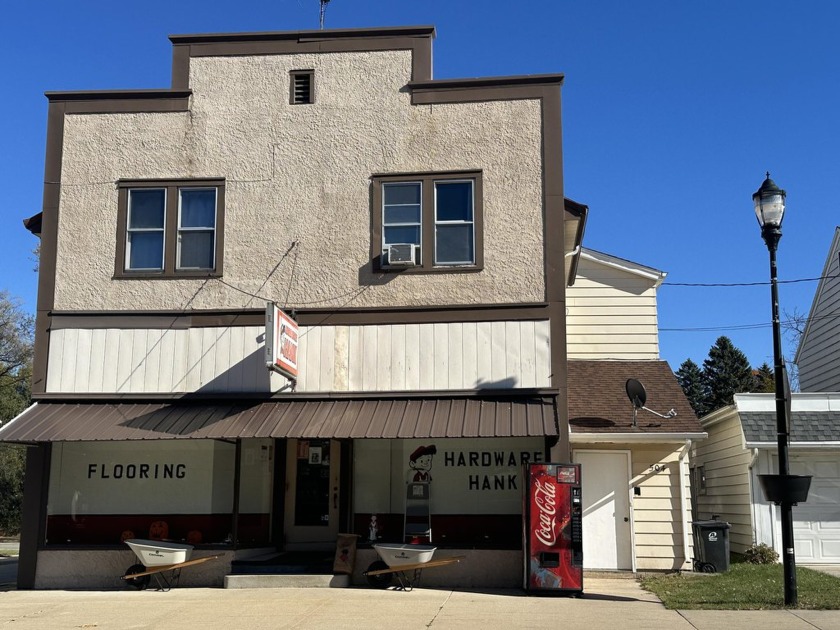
[{"xmin": 2, "ymin": 25, "xmax": 702, "ymax": 589}]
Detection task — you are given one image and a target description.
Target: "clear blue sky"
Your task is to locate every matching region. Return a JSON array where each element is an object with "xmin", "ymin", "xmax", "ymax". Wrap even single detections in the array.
[{"xmin": 2, "ymin": 1, "xmax": 838, "ymax": 374}]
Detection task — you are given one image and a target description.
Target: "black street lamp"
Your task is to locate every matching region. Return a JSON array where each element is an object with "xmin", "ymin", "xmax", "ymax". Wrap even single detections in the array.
[{"xmin": 752, "ymin": 173, "xmax": 803, "ymax": 606}]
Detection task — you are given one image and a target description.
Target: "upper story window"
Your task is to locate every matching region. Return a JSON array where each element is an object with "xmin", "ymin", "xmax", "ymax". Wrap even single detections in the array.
[
  {"xmin": 290, "ymin": 70, "xmax": 314, "ymax": 104},
  {"xmin": 372, "ymin": 171, "xmax": 483, "ymax": 273},
  {"xmin": 115, "ymin": 179, "xmax": 225, "ymax": 278}
]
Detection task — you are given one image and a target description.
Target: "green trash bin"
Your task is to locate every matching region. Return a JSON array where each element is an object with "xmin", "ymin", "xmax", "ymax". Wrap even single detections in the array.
[{"xmin": 691, "ymin": 520, "xmax": 730, "ymax": 573}]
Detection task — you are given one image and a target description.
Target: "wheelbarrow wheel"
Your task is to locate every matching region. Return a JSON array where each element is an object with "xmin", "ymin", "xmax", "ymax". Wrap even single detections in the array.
[
  {"xmin": 365, "ymin": 560, "xmax": 392, "ymax": 589},
  {"xmin": 124, "ymin": 563, "xmax": 151, "ymax": 589}
]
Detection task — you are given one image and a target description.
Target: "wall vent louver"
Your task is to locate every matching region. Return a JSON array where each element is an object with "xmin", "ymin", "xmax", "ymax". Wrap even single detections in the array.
[{"xmin": 291, "ymin": 71, "xmax": 313, "ymax": 105}]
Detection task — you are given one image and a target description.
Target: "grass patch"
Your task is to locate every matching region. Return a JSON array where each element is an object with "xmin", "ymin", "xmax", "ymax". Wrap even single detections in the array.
[{"xmin": 640, "ymin": 563, "xmax": 840, "ymax": 610}]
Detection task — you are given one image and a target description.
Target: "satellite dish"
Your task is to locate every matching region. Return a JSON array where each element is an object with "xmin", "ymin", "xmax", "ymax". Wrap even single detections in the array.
[
  {"xmin": 625, "ymin": 378, "xmax": 677, "ymax": 428},
  {"xmin": 626, "ymin": 379, "xmax": 647, "ymax": 410}
]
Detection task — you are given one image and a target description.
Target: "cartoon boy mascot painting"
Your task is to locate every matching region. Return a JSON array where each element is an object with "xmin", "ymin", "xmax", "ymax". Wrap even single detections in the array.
[{"xmin": 408, "ymin": 445, "xmax": 437, "ymax": 482}]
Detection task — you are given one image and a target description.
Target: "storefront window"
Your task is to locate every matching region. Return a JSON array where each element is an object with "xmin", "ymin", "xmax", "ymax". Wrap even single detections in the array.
[
  {"xmin": 353, "ymin": 437, "xmax": 545, "ymax": 549},
  {"xmin": 46, "ymin": 440, "xmax": 239, "ymax": 546}
]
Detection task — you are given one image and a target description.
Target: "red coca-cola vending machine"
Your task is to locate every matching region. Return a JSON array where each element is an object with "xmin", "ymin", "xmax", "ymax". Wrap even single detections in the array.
[{"xmin": 523, "ymin": 462, "xmax": 583, "ymax": 594}]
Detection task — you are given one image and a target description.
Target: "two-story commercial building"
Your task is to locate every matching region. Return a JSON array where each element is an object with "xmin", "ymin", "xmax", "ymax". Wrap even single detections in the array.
[{"xmin": 2, "ymin": 25, "xmax": 703, "ymax": 589}]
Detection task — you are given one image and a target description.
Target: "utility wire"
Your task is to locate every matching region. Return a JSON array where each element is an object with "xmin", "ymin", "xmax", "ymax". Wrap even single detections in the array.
[
  {"xmin": 660, "ymin": 309, "xmax": 840, "ymax": 334},
  {"xmin": 662, "ymin": 274, "xmax": 837, "ymax": 287},
  {"xmin": 660, "ymin": 323, "xmax": 773, "ymax": 333},
  {"xmin": 283, "ymin": 244, "xmax": 300, "ymax": 310}
]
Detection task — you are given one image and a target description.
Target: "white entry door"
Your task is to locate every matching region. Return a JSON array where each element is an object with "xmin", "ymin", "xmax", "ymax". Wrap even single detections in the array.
[{"xmin": 573, "ymin": 450, "xmax": 634, "ymax": 570}]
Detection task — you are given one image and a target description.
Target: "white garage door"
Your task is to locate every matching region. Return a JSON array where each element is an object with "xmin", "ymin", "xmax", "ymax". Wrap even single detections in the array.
[{"xmin": 787, "ymin": 455, "xmax": 840, "ymax": 563}]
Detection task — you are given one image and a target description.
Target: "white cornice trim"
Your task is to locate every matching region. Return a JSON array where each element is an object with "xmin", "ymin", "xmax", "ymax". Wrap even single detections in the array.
[
  {"xmin": 579, "ymin": 249, "xmax": 666, "ymax": 287},
  {"xmin": 699, "ymin": 405, "xmax": 738, "ymax": 428},
  {"xmin": 570, "ymin": 432, "xmax": 707, "ymax": 444},
  {"xmin": 745, "ymin": 441, "xmax": 840, "ymax": 449},
  {"xmin": 734, "ymin": 392, "xmax": 840, "ymax": 413}
]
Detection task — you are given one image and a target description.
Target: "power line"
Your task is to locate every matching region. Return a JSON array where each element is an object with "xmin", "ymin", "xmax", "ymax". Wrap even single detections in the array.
[
  {"xmin": 662, "ymin": 274, "xmax": 837, "ymax": 287},
  {"xmin": 660, "ymin": 309, "xmax": 840, "ymax": 334},
  {"xmin": 660, "ymin": 323, "xmax": 772, "ymax": 333}
]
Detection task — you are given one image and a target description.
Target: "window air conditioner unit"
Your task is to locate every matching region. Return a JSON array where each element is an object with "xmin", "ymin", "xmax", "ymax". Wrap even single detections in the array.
[{"xmin": 385, "ymin": 243, "xmax": 417, "ymax": 267}]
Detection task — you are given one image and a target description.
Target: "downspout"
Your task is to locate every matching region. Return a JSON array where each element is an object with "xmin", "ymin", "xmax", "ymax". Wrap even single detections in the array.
[
  {"xmin": 749, "ymin": 448, "xmax": 760, "ymax": 469},
  {"xmin": 679, "ymin": 439, "xmax": 692, "ymax": 571},
  {"xmin": 747, "ymin": 448, "xmax": 761, "ymax": 546}
]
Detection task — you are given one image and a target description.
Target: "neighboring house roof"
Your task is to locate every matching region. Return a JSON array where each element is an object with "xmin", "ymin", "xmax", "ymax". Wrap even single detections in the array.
[
  {"xmin": 568, "ymin": 360, "xmax": 703, "ymax": 439},
  {"xmin": 23, "ymin": 212, "xmax": 42, "ymax": 236},
  {"xmin": 564, "ymin": 198, "xmax": 588, "ymax": 287},
  {"xmin": 578, "ymin": 248, "xmax": 667, "ymax": 287},
  {"xmin": 703, "ymin": 392, "xmax": 840, "ymax": 445},
  {"xmin": 740, "ymin": 411, "xmax": 840, "ymax": 443}
]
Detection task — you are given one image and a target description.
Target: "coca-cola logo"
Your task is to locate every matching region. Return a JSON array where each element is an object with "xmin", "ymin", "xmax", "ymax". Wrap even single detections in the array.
[{"xmin": 533, "ymin": 478, "xmax": 557, "ymax": 546}]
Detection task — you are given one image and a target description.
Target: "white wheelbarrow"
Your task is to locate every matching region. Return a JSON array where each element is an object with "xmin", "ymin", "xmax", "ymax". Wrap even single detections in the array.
[
  {"xmin": 122, "ymin": 539, "xmax": 221, "ymax": 591},
  {"xmin": 363, "ymin": 543, "xmax": 465, "ymax": 591}
]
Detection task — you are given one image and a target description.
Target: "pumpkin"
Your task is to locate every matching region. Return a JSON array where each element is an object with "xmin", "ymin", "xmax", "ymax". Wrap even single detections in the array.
[{"xmin": 148, "ymin": 520, "xmax": 169, "ymax": 540}]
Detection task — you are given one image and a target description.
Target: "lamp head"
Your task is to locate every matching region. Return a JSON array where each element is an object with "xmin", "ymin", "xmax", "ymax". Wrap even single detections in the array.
[{"xmin": 753, "ymin": 172, "xmax": 786, "ymax": 230}]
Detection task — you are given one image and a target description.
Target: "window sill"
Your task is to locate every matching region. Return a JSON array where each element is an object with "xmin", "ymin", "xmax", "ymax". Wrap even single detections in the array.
[
  {"xmin": 374, "ymin": 262, "xmax": 483, "ymax": 275},
  {"xmin": 113, "ymin": 270, "xmax": 222, "ymax": 280}
]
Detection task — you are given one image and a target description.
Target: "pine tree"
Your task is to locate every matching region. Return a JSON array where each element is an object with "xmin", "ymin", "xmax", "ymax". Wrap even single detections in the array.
[
  {"xmin": 753, "ymin": 362, "xmax": 775, "ymax": 393},
  {"xmin": 675, "ymin": 358, "xmax": 707, "ymax": 417},
  {"xmin": 702, "ymin": 336, "xmax": 755, "ymax": 413}
]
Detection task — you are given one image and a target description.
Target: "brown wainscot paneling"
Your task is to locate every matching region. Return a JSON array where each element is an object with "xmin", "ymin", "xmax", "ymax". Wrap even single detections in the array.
[{"xmin": 45, "ymin": 513, "xmax": 270, "ymax": 547}]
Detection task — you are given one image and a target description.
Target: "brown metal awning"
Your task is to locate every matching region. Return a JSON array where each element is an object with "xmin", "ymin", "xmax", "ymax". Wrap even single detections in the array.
[{"xmin": 0, "ymin": 393, "xmax": 559, "ymax": 443}]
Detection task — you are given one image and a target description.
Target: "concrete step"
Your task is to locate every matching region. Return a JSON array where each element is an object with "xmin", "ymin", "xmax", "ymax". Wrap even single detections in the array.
[{"xmin": 224, "ymin": 573, "xmax": 350, "ymax": 589}]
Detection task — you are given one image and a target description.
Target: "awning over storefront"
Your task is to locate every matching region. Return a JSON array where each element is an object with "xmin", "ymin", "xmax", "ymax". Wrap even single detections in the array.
[{"xmin": 0, "ymin": 392, "xmax": 559, "ymax": 443}]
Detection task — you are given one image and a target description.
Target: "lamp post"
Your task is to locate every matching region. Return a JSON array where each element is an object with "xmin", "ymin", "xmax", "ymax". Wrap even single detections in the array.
[{"xmin": 753, "ymin": 172, "xmax": 797, "ymax": 606}]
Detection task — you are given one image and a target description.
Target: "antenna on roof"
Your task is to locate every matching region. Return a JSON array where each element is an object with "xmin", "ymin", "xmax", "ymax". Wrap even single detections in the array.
[
  {"xmin": 319, "ymin": 0, "xmax": 331, "ymax": 29},
  {"xmin": 625, "ymin": 379, "xmax": 677, "ymax": 428}
]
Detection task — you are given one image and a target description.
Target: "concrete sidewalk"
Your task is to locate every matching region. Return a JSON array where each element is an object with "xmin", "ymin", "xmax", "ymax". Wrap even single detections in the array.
[{"xmin": 2, "ymin": 578, "xmax": 840, "ymax": 630}]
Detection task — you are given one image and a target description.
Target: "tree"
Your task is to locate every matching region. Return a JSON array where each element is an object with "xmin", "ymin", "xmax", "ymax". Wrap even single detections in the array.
[
  {"xmin": 0, "ymin": 291, "xmax": 34, "ymax": 535},
  {"xmin": 702, "ymin": 336, "xmax": 755, "ymax": 413},
  {"xmin": 0, "ymin": 443, "xmax": 26, "ymax": 535},
  {"xmin": 753, "ymin": 362, "xmax": 775, "ymax": 393},
  {"xmin": 782, "ymin": 306, "xmax": 806, "ymax": 392},
  {"xmin": 0, "ymin": 291, "xmax": 33, "ymax": 385},
  {"xmin": 675, "ymin": 359, "xmax": 707, "ymax": 417}
]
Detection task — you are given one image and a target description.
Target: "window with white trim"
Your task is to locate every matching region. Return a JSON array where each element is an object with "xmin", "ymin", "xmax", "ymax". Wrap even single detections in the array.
[
  {"xmin": 177, "ymin": 188, "xmax": 218, "ymax": 270},
  {"xmin": 434, "ymin": 180, "xmax": 474, "ymax": 265},
  {"xmin": 382, "ymin": 182, "xmax": 422, "ymax": 262},
  {"xmin": 125, "ymin": 188, "xmax": 166, "ymax": 271}
]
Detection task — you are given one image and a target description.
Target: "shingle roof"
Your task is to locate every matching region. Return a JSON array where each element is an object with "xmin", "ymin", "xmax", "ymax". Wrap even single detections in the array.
[
  {"xmin": 567, "ymin": 360, "xmax": 702, "ymax": 435},
  {"xmin": 740, "ymin": 411, "xmax": 840, "ymax": 443}
]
